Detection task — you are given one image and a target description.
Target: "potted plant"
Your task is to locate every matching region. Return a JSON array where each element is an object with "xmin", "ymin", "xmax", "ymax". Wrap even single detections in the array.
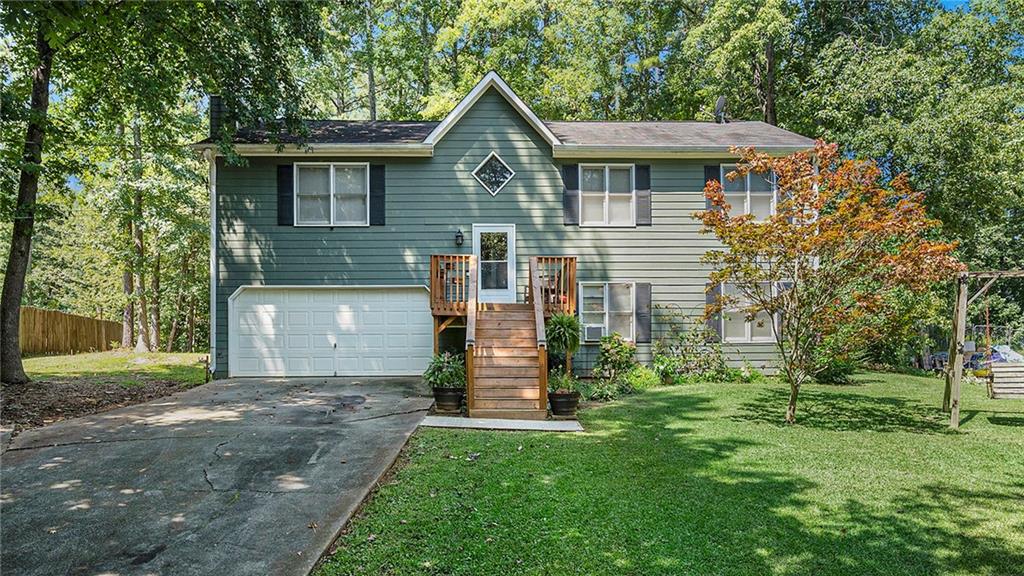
[
  {"xmin": 548, "ymin": 367, "xmax": 582, "ymax": 417},
  {"xmin": 423, "ymin": 351, "xmax": 466, "ymax": 412},
  {"xmin": 546, "ymin": 313, "xmax": 581, "ymax": 373}
]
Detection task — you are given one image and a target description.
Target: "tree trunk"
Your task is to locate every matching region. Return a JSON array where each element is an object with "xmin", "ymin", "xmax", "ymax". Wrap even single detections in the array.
[
  {"xmin": 763, "ymin": 39, "xmax": 777, "ymax": 126},
  {"xmin": 118, "ymin": 124, "xmax": 135, "ymax": 349},
  {"xmin": 150, "ymin": 246, "xmax": 161, "ymax": 350},
  {"xmin": 166, "ymin": 247, "xmax": 192, "ymax": 352},
  {"xmin": 132, "ymin": 120, "xmax": 152, "ymax": 352},
  {"xmin": 365, "ymin": 0, "xmax": 377, "ymax": 121},
  {"xmin": 1, "ymin": 22, "xmax": 52, "ymax": 385},
  {"xmin": 186, "ymin": 295, "xmax": 197, "ymax": 353},
  {"xmin": 785, "ymin": 382, "xmax": 799, "ymax": 424},
  {"xmin": 419, "ymin": 4, "xmax": 430, "ymax": 97},
  {"xmin": 122, "ymin": 267, "xmax": 134, "ymax": 348}
]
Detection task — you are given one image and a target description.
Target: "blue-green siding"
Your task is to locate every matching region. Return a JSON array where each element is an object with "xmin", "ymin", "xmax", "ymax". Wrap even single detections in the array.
[{"xmin": 214, "ymin": 88, "xmax": 776, "ymax": 376}]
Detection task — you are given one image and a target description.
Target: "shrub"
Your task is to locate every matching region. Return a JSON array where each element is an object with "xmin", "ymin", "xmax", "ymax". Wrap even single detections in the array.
[
  {"xmin": 620, "ymin": 365, "xmax": 660, "ymax": 393},
  {"xmin": 579, "ymin": 378, "xmax": 620, "ymax": 401},
  {"xmin": 548, "ymin": 367, "xmax": 581, "ymax": 394},
  {"xmin": 595, "ymin": 333, "xmax": 637, "ymax": 384},
  {"xmin": 652, "ymin": 325, "xmax": 732, "ymax": 383},
  {"xmin": 422, "ymin": 352, "xmax": 466, "ymax": 388}
]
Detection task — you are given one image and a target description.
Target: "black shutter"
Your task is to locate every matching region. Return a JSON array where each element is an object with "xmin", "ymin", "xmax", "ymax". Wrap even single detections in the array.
[
  {"xmin": 635, "ymin": 165, "xmax": 652, "ymax": 226},
  {"xmin": 369, "ymin": 164, "xmax": 385, "ymax": 225},
  {"xmin": 277, "ymin": 164, "xmax": 294, "ymax": 226},
  {"xmin": 705, "ymin": 282, "xmax": 722, "ymax": 342},
  {"xmin": 704, "ymin": 165, "xmax": 721, "ymax": 212},
  {"xmin": 562, "ymin": 164, "xmax": 579, "ymax": 225},
  {"xmin": 635, "ymin": 282, "xmax": 652, "ymax": 344}
]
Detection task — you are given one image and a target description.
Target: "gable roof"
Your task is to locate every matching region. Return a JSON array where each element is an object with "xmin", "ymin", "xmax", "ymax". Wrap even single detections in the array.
[
  {"xmin": 423, "ymin": 71, "xmax": 561, "ymax": 147},
  {"xmin": 194, "ymin": 73, "xmax": 815, "ymax": 158}
]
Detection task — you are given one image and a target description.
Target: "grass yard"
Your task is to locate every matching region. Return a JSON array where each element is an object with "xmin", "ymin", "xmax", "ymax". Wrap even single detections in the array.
[
  {"xmin": 23, "ymin": 350, "xmax": 207, "ymax": 387},
  {"xmin": 2, "ymin": 351, "xmax": 206, "ymax": 431},
  {"xmin": 317, "ymin": 373, "xmax": 1024, "ymax": 576}
]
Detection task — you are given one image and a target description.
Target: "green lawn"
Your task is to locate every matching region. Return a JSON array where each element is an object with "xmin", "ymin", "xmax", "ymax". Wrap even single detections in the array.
[
  {"xmin": 24, "ymin": 350, "xmax": 207, "ymax": 387},
  {"xmin": 316, "ymin": 373, "xmax": 1024, "ymax": 576}
]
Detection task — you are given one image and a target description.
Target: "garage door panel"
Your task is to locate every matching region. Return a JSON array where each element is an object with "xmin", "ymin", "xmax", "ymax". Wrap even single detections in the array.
[{"xmin": 232, "ymin": 287, "xmax": 431, "ymax": 377}]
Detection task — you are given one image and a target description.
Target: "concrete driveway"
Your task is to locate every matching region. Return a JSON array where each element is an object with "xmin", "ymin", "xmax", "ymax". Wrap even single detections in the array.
[{"xmin": 1, "ymin": 377, "xmax": 433, "ymax": 576}]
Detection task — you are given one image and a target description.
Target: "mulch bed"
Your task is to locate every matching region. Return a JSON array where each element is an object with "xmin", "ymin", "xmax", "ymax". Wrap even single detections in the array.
[{"xmin": 1, "ymin": 378, "xmax": 191, "ymax": 435}]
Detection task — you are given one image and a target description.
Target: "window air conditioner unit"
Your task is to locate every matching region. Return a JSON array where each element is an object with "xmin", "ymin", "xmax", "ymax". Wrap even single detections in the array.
[{"xmin": 584, "ymin": 325, "xmax": 604, "ymax": 342}]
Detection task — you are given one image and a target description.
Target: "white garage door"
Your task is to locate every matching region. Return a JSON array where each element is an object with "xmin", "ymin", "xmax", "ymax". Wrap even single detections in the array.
[{"xmin": 230, "ymin": 287, "xmax": 433, "ymax": 377}]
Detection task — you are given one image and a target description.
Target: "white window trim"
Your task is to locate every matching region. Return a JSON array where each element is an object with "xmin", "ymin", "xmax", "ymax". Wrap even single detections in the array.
[
  {"xmin": 293, "ymin": 162, "xmax": 371, "ymax": 227},
  {"xmin": 721, "ymin": 282, "xmax": 777, "ymax": 344},
  {"xmin": 720, "ymin": 164, "xmax": 777, "ymax": 223},
  {"xmin": 579, "ymin": 164, "xmax": 636, "ymax": 228},
  {"xmin": 471, "ymin": 151, "xmax": 515, "ymax": 196},
  {"xmin": 579, "ymin": 281, "xmax": 636, "ymax": 342}
]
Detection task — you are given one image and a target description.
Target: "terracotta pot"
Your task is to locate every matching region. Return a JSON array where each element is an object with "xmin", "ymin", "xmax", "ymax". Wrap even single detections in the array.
[
  {"xmin": 432, "ymin": 386, "xmax": 464, "ymax": 412},
  {"xmin": 549, "ymin": 391, "xmax": 580, "ymax": 416}
]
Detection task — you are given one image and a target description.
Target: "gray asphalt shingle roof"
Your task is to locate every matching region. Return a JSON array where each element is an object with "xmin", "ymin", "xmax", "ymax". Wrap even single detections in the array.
[
  {"xmin": 545, "ymin": 120, "xmax": 815, "ymax": 149},
  {"xmin": 199, "ymin": 120, "xmax": 439, "ymax": 145},
  {"xmin": 206, "ymin": 119, "xmax": 813, "ymax": 149}
]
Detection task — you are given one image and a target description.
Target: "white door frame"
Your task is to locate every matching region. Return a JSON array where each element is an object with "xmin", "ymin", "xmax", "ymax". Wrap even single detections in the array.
[{"xmin": 472, "ymin": 223, "xmax": 517, "ymax": 303}]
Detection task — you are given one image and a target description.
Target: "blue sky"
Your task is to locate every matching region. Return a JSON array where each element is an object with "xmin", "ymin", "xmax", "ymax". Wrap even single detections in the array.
[{"xmin": 940, "ymin": 0, "xmax": 970, "ymax": 8}]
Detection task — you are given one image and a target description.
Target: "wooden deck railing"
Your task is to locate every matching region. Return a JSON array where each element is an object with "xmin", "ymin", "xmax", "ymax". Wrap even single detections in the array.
[
  {"xmin": 529, "ymin": 258, "xmax": 549, "ymax": 409},
  {"xmin": 430, "ymin": 254, "xmax": 472, "ymax": 315},
  {"xmin": 465, "ymin": 255, "xmax": 478, "ymax": 411},
  {"xmin": 526, "ymin": 256, "xmax": 577, "ymax": 316}
]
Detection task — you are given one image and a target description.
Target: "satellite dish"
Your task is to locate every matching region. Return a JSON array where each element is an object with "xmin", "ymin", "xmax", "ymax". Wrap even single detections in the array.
[{"xmin": 714, "ymin": 96, "xmax": 727, "ymax": 123}]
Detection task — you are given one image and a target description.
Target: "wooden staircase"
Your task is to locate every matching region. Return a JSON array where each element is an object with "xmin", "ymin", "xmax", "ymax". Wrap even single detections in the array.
[
  {"xmin": 469, "ymin": 303, "xmax": 547, "ymax": 420},
  {"xmin": 432, "ymin": 254, "xmax": 576, "ymax": 420}
]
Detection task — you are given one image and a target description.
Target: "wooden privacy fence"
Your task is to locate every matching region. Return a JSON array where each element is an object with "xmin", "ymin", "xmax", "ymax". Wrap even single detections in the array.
[{"xmin": 19, "ymin": 307, "xmax": 122, "ymax": 355}]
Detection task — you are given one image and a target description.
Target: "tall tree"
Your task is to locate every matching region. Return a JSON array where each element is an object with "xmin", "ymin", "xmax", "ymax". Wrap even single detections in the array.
[{"xmin": 0, "ymin": 1, "xmax": 325, "ymax": 384}]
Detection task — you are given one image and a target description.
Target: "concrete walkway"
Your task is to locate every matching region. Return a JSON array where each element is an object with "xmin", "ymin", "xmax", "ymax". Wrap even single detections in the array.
[
  {"xmin": 421, "ymin": 415, "xmax": 584, "ymax": 432},
  {"xmin": 0, "ymin": 377, "xmax": 432, "ymax": 576}
]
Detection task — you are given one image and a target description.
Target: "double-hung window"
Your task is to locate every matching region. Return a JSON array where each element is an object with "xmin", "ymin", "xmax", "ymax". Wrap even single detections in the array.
[
  {"xmin": 294, "ymin": 163, "xmax": 369, "ymax": 226},
  {"xmin": 580, "ymin": 165, "xmax": 635, "ymax": 226},
  {"xmin": 722, "ymin": 282, "xmax": 775, "ymax": 343},
  {"xmin": 580, "ymin": 282, "xmax": 635, "ymax": 341},
  {"xmin": 721, "ymin": 165, "xmax": 776, "ymax": 222}
]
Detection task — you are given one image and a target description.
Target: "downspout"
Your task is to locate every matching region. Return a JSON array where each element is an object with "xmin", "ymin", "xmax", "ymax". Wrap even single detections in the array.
[{"xmin": 205, "ymin": 148, "xmax": 217, "ymax": 375}]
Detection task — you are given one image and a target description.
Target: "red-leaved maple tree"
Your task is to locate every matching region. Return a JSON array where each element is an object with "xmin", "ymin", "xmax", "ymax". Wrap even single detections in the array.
[{"xmin": 698, "ymin": 142, "xmax": 963, "ymax": 423}]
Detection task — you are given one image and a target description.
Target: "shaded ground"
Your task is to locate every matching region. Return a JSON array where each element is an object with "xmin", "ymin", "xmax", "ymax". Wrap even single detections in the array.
[
  {"xmin": 0, "ymin": 376, "xmax": 432, "ymax": 576},
  {"xmin": 316, "ymin": 372, "xmax": 1024, "ymax": 576},
  {"xmin": 1, "ymin": 351, "xmax": 205, "ymax": 433}
]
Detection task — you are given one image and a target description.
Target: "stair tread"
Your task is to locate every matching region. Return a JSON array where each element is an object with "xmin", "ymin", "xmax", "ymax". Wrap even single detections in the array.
[{"xmin": 468, "ymin": 408, "xmax": 548, "ymax": 420}]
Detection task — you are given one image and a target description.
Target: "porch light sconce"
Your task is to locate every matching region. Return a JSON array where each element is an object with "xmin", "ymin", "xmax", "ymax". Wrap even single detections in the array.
[{"xmin": 454, "ymin": 229, "xmax": 464, "ymax": 247}]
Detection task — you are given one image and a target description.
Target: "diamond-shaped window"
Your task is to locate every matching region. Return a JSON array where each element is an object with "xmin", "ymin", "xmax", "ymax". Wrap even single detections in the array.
[{"xmin": 472, "ymin": 152, "xmax": 515, "ymax": 196}]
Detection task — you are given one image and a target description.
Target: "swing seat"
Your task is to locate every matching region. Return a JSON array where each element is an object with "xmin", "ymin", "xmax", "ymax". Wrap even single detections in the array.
[{"xmin": 989, "ymin": 363, "xmax": 1024, "ymax": 399}]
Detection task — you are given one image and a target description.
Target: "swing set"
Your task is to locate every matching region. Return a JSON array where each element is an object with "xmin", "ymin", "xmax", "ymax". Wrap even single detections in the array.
[{"xmin": 944, "ymin": 269, "xmax": 1024, "ymax": 429}]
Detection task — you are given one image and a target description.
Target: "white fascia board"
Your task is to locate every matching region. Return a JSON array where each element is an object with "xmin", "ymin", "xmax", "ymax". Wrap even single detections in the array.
[
  {"xmin": 423, "ymin": 71, "xmax": 561, "ymax": 147},
  {"xmin": 552, "ymin": 145, "xmax": 815, "ymax": 159},
  {"xmin": 192, "ymin": 143, "xmax": 433, "ymax": 157}
]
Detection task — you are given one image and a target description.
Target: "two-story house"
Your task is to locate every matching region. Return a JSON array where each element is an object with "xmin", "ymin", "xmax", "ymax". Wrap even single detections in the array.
[{"xmin": 195, "ymin": 72, "xmax": 814, "ymax": 418}]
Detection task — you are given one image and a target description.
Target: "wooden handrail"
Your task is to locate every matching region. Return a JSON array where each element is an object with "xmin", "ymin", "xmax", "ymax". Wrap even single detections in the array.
[
  {"xmin": 466, "ymin": 255, "xmax": 478, "ymax": 347},
  {"xmin": 530, "ymin": 257, "xmax": 549, "ymax": 410},
  {"xmin": 465, "ymin": 255, "xmax": 478, "ymax": 410},
  {"xmin": 430, "ymin": 254, "xmax": 472, "ymax": 316},
  {"xmin": 526, "ymin": 256, "xmax": 577, "ymax": 316}
]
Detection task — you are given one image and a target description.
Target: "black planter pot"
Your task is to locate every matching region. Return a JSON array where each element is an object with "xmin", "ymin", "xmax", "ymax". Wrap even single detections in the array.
[
  {"xmin": 549, "ymin": 391, "xmax": 580, "ymax": 417},
  {"xmin": 432, "ymin": 386, "xmax": 465, "ymax": 412}
]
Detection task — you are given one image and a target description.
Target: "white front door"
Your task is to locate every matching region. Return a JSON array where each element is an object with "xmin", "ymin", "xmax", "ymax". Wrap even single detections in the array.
[{"xmin": 473, "ymin": 224, "xmax": 516, "ymax": 303}]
